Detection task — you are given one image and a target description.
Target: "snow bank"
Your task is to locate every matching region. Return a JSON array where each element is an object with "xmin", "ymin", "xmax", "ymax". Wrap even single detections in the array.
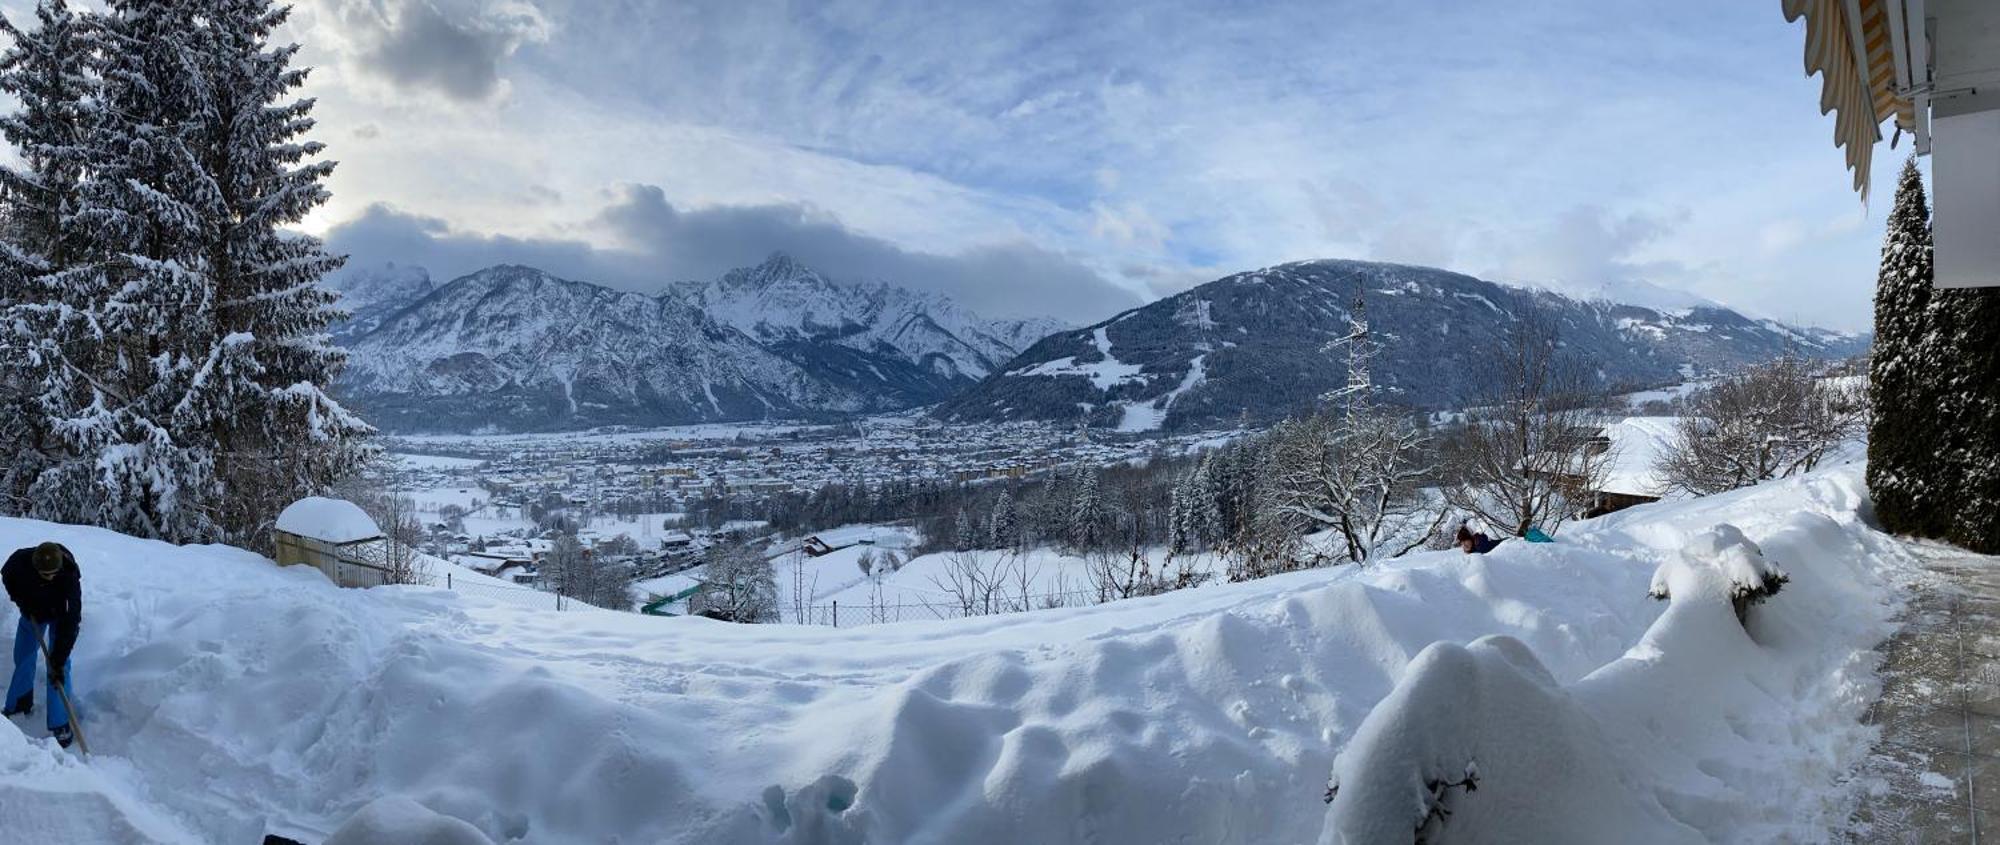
[
  {"xmin": 1325, "ymin": 504, "xmax": 1869, "ymax": 842},
  {"xmin": 0, "ymin": 465, "xmax": 1910, "ymax": 842},
  {"xmin": 275, "ymin": 497, "xmax": 382, "ymax": 543}
]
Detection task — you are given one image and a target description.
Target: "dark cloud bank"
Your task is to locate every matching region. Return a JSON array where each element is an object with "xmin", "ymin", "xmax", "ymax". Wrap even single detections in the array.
[{"xmin": 322, "ymin": 185, "xmax": 1145, "ymax": 322}]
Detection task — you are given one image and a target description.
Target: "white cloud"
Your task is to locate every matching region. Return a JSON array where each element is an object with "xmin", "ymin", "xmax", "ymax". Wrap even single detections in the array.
[{"xmin": 280, "ymin": 0, "xmax": 1895, "ymax": 332}]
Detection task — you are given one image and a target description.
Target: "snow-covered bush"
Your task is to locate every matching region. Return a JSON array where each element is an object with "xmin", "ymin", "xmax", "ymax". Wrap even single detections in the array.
[
  {"xmin": 1647, "ymin": 523, "xmax": 1787, "ymax": 625},
  {"xmin": 1321, "ymin": 636, "xmax": 1659, "ymax": 844},
  {"xmin": 324, "ymin": 797, "xmax": 493, "ymax": 845}
]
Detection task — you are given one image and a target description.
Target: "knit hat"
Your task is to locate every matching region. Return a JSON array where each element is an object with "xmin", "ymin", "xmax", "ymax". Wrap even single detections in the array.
[{"xmin": 33, "ymin": 542, "xmax": 65, "ymax": 577}]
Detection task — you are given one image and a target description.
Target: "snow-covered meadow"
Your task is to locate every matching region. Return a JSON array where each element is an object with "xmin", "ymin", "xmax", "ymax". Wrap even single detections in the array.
[{"xmin": 0, "ymin": 465, "xmax": 1914, "ymax": 842}]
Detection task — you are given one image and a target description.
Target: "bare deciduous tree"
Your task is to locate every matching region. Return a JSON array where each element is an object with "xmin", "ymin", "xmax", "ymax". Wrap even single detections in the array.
[
  {"xmin": 929, "ymin": 550, "xmax": 1049, "ymax": 617},
  {"xmin": 374, "ymin": 492, "xmax": 435, "ymax": 586},
  {"xmin": 691, "ymin": 543, "xmax": 779, "ymax": 623},
  {"xmin": 1270, "ymin": 409, "xmax": 1444, "ymax": 564},
  {"xmin": 1656, "ymin": 355, "xmax": 1865, "ymax": 496},
  {"xmin": 1439, "ymin": 314, "xmax": 1612, "ymax": 537}
]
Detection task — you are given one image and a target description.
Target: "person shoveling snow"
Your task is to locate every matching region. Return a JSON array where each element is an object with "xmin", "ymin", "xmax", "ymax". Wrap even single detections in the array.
[{"xmin": 3, "ymin": 542, "xmax": 82, "ymax": 748}]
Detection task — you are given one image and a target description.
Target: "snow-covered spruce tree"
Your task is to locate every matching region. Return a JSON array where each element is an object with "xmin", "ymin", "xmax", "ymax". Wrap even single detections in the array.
[
  {"xmin": 988, "ymin": 488, "xmax": 1017, "ymax": 550},
  {"xmin": 37, "ymin": 0, "xmax": 369, "ymax": 545},
  {"xmin": 1167, "ymin": 466, "xmax": 1195, "ymax": 554},
  {"xmin": 0, "ymin": 0, "xmax": 111, "ymax": 520},
  {"xmin": 1166, "ymin": 456, "xmax": 1224, "ymax": 555},
  {"xmin": 1868, "ymin": 156, "xmax": 1947, "ymax": 539},
  {"xmin": 1187, "ymin": 455, "xmax": 1224, "ymax": 550},
  {"xmin": 185, "ymin": 0, "xmax": 373, "ymax": 545},
  {"xmin": 1068, "ymin": 467, "xmax": 1108, "ymax": 552},
  {"xmin": 953, "ymin": 507, "xmax": 975, "ymax": 551},
  {"xmin": 52, "ymin": 0, "xmax": 226, "ymax": 541}
]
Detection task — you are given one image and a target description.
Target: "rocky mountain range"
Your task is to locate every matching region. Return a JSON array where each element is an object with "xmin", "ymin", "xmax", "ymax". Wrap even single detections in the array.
[
  {"xmin": 326, "ymin": 255, "xmax": 1063, "ymax": 432},
  {"xmin": 934, "ymin": 259, "xmax": 1869, "ymax": 432},
  {"xmin": 324, "ymin": 255, "xmax": 1865, "ymax": 434}
]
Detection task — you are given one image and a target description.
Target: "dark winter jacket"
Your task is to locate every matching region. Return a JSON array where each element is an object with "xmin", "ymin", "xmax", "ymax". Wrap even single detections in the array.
[
  {"xmin": 3, "ymin": 546, "xmax": 81, "ymax": 670},
  {"xmin": 1468, "ymin": 534, "xmax": 1501, "ymax": 554}
]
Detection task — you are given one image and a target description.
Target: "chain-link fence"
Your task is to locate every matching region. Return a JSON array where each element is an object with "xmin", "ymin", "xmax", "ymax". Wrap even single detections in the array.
[
  {"xmin": 442, "ymin": 571, "xmax": 591, "ymax": 612},
  {"xmin": 790, "ymin": 588, "xmax": 1107, "ymax": 627}
]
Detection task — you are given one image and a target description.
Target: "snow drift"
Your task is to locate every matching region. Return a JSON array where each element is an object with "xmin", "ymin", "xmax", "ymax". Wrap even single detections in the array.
[
  {"xmin": 1322, "ymin": 508, "xmax": 1880, "ymax": 843},
  {"xmin": 0, "ymin": 465, "xmax": 1909, "ymax": 842}
]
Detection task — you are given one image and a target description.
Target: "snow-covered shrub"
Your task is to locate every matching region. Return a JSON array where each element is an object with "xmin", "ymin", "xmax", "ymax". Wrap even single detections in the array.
[
  {"xmin": 1321, "ymin": 636, "xmax": 1658, "ymax": 844},
  {"xmin": 324, "ymin": 797, "xmax": 493, "ymax": 845},
  {"xmin": 1647, "ymin": 523, "xmax": 1787, "ymax": 625}
]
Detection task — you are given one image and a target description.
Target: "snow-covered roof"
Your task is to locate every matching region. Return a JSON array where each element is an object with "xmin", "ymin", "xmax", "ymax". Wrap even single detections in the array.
[
  {"xmin": 1597, "ymin": 416, "xmax": 1683, "ymax": 498},
  {"xmin": 275, "ymin": 497, "xmax": 383, "ymax": 544}
]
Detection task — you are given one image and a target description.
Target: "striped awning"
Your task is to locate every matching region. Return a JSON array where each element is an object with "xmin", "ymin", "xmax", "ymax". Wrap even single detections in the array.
[{"xmin": 1783, "ymin": 0, "xmax": 1917, "ymax": 200}]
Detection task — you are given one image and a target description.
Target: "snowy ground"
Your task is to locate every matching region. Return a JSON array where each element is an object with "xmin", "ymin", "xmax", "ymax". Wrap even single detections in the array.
[
  {"xmin": 387, "ymin": 453, "xmax": 489, "ymax": 471},
  {"xmin": 0, "ymin": 465, "xmax": 1916, "ymax": 842}
]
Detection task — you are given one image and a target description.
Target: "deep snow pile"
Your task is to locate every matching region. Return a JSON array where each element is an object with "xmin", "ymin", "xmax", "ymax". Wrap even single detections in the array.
[
  {"xmin": 1323, "ymin": 512, "xmax": 1878, "ymax": 843},
  {"xmin": 0, "ymin": 465, "xmax": 1910, "ymax": 843}
]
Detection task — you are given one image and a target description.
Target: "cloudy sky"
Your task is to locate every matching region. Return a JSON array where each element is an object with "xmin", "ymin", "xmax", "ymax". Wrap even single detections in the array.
[{"xmin": 33, "ymin": 0, "xmax": 1907, "ymax": 328}]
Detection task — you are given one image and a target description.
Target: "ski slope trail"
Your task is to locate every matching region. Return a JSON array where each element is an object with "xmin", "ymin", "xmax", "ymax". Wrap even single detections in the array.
[{"xmin": 0, "ymin": 465, "xmax": 1912, "ymax": 842}]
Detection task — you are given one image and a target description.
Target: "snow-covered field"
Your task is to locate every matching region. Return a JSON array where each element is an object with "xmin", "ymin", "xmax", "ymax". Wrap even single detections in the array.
[{"xmin": 0, "ymin": 465, "xmax": 1913, "ymax": 842}]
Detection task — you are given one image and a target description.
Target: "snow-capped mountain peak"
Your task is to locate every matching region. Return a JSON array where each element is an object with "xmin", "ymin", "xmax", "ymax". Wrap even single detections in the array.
[
  {"xmin": 681, "ymin": 252, "xmax": 1047, "ymax": 383},
  {"xmin": 322, "ymin": 261, "xmax": 436, "ymax": 342},
  {"xmin": 335, "ymin": 256, "xmax": 1068, "ymax": 432}
]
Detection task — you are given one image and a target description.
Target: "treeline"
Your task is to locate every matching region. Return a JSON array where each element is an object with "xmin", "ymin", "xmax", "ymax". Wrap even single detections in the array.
[{"xmin": 733, "ymin": 312, "xmax": 1866, "ymax": 584}]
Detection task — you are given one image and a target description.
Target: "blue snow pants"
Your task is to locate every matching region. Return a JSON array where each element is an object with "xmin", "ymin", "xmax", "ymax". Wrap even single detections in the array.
[{"xmin": 6, "ymin": 614, "xmax": 71, "ymax": 732}]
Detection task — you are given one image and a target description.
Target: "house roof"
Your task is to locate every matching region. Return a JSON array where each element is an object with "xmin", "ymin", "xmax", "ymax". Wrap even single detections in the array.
[{"xmin": 1596, "ymin": 416, "xmax": 1683, "ymax": 499}]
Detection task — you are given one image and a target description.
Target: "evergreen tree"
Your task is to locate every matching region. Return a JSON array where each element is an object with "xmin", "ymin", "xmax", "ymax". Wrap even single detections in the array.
[
  {"xmin": 1167, "ymin": 469, "xmax": 1193, "ymax": 554},
  {"xmin": 194, "ymin": 0, "xmax": 372, "ymax": 545},
  {"xmin": 74, "ymin": 0, "xmax": 222, "ymax": 541},
  {"xmin": 1168, "ymin": 457, "xmax": 1224, "ymax": 554},
  {"xmin": 1188, "ymin": 456, "xmax": 1223, "ymax": 549},
  {"xmin": 953, "ymin": 507, "xmax": 975, "ymax": 551},
  {"xmin": 0, "ymin": 0, "xmax": 368, "ymax": 544},
  {"xmin": 1068, "ymin": 468, "xmax": 1106, "ymax": 551},
  {"xmin": 1868, "ymin": 158, "xmax": 1947, "ymax": 538},
  {"xmin": 989, "ymin": 488, "xmax": 1017, "ymax": 550},
  {"xmin": 1942, "ymin": 285, "xmax": 2000, "ymax": 553},
  {"xmin": 0, "ymin": 0, "xmax": 103, "ymax": 516}
]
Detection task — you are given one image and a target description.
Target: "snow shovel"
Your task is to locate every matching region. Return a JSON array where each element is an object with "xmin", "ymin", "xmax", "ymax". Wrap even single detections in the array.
[{"xmin": 30, "ymin": 623, "xmax": 89, "ymax": 756}]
